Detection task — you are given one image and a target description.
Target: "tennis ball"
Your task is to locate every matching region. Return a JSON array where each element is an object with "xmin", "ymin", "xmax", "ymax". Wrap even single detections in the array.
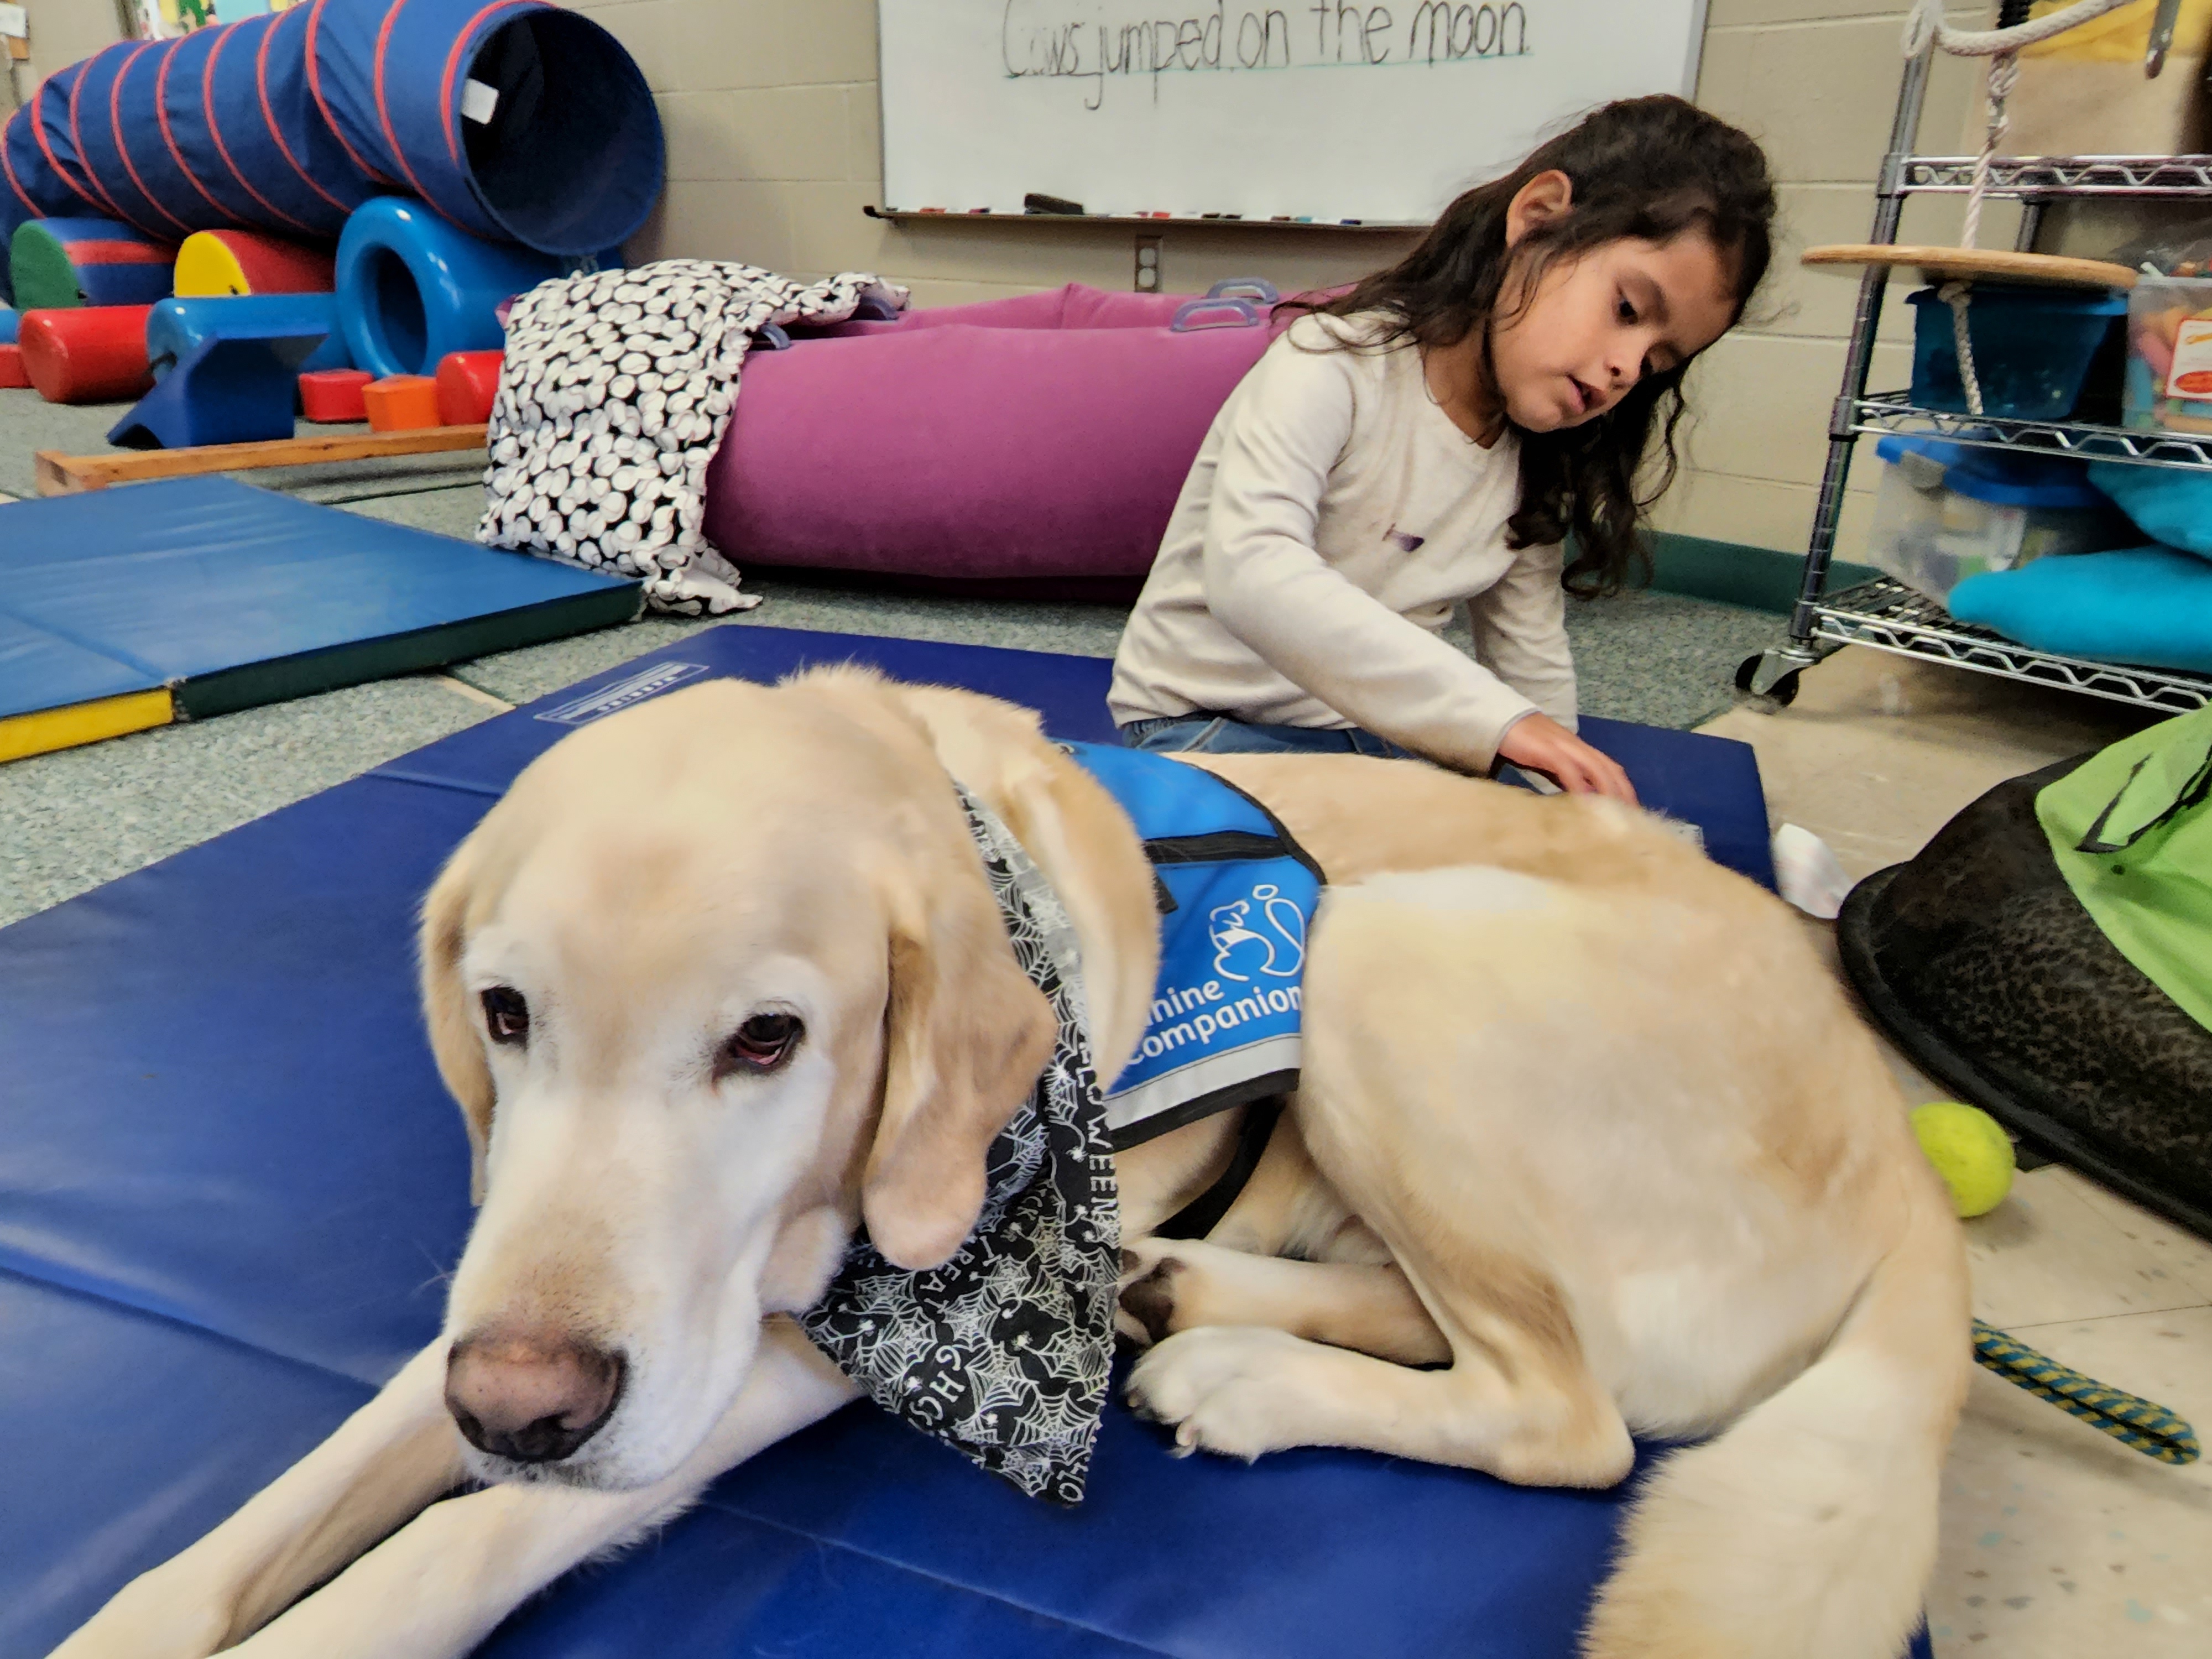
[{"xmin": 1912, "ymin": 1101, "xmax": 2016, "ymax": 1218}]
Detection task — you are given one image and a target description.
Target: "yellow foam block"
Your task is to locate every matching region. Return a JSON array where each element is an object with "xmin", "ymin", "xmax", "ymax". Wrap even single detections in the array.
[
  {"xmin": 0, "ymin": 688, "xmax": 175, "ymax": 763},
  {"xmin": 173, "ymin": 230, "xmax": 336, "ymax": 299},
  {"xmin": 173, "ymin": 233, "xmax": 252, "ymax": 299}
]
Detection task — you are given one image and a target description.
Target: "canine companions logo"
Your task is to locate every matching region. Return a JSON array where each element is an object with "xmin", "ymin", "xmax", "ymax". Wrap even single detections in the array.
[
  {"xmin": 1207, "ymin": 883, "xmax": 1306, "ymax": 982},
  {"xmin": 1111, "ymin": 865, "xmax": 1313, "ymax": 1140}
]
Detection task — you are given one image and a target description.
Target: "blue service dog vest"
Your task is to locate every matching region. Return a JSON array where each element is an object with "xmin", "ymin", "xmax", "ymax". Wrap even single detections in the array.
[{"xmin": 1065, "ymin": 743, "xmax": 1323, "ymax": 1149}]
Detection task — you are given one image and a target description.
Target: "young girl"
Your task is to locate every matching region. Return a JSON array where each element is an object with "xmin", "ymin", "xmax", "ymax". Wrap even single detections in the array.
[{"xmin": 1109, "ymin": 96, "xmax": 1776, "ymax": 801}]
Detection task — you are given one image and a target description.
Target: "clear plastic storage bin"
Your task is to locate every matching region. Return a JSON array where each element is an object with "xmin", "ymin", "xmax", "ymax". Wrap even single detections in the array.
[{"xmin": 1867, "ymin": 436, "xmax": 2138, "ymax": 603}]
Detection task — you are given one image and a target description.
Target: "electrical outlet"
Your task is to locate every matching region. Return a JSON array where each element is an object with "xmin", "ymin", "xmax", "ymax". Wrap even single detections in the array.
[{"xmin": 1134, "ymin": 234, "xmax": 1162, "ymax": 294}]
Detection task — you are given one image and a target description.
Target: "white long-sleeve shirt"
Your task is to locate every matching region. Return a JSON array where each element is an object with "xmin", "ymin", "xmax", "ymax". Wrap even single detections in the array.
[{"xmin": 1108, "ymin": 312, "xmax": 1577, "ymax": 773}]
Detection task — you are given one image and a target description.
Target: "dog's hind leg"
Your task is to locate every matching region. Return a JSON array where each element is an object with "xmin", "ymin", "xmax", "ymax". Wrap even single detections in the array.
[
  {"xmin": 1125, "ymin": 1272, "xmax": 1633, "ymax": 1489},
  {"xmin": 1120, "ymin": 1240, "xmax": 1449, "ymax": 1365},
  {"xmin": 50, "ymin": 1341, "xmax": 466, "ymax": 1659},
  {"xmin": 1196, "ymin": 1107, "xmax": 1360, "ymax": 1260},
  {"xmin": 206, "ymin": 1319, "xmax": 857, "ymax": 1659}
]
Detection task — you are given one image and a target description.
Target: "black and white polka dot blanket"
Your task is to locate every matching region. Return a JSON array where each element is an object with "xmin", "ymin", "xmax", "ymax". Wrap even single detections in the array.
[{"xmin": 477, "ymin": 262, "xmax": 906, "ymax": 615}]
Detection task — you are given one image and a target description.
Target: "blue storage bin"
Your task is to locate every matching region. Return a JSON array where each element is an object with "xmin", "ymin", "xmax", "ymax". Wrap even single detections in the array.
[{"xmin": 1907, "ymin": 284, "xmax": 2128, "ymax": 420}]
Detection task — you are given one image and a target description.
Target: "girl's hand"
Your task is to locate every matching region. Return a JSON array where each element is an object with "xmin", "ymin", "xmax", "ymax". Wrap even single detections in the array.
[{"xmin": 1495, "ymin": 714, "xmax": 1639, "ymax": 804}]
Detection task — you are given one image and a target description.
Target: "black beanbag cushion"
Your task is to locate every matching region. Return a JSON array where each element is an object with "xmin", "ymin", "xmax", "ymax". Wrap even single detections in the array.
[{"xmin": 1837, "ymin": 755, "xmax": 2212, "ymax": 1240}]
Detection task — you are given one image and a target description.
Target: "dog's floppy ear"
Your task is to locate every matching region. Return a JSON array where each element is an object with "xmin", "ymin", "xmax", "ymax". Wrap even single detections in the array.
[
  {"xmin": 419, "ymin": 842, "xmax": 495, "ymax": 1206},
  {"xmin": 863, "ymin": 828, "xmax": 1058, "ymax": 1270}
]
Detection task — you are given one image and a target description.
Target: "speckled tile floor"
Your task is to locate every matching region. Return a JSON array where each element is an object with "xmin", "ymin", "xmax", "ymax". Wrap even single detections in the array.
[
  {"xmin": 1702, "ymin": 650, "xmax": 2211, "ymax": 1658},
  {"xmin": 3, "ymin": 460, "xmax": 2203, "ymax": 1655}
]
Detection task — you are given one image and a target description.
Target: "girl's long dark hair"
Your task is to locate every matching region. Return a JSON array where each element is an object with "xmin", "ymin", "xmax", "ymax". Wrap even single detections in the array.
[{"xmin": 1285, "ymin": 95, "xmax": 1775, "ymax": 597}]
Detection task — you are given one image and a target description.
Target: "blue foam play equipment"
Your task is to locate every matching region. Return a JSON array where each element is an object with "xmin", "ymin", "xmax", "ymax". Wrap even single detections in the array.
[
  {"xmin": 0, "ymin": 305, "xmax": 15, "ymax": 345},
  {"xmin": 147, "ymin": 292, "xmax": 352, "ymax": 380},
  {"xmin": 336, "ymin": 195, "xmax": 605, "ymax": 378},
  {"xmin": 108, "ymin": 330, "xmax": 330, "ymax": 449},
  {"xmin": 1949, "ymin": 544, "xmax": 2212, "ymax": 673},
  {"xmin": 0, "ymin": 476, "xmax": 640, "ymax": 757},
  {"xmin": 8, "ymin": 215, "xmax": 175, "ymax": 310},
  {"xmin": 0, "ymin": 625, "xmax": 1899, "ymax": 1659}
]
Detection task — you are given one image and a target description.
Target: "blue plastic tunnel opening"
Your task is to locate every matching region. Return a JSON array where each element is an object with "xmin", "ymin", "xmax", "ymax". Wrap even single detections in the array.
[
  {"xmin": 461, "ymin": 9, "xmax": 663, "ymax": 255},
  {"xmin": 367, "ymin": 245, "xmax": 429, "ymax": 374}
]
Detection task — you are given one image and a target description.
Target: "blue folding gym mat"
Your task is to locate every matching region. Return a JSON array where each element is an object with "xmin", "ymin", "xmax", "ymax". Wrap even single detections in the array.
[
  {"xmin": 0, "ymin": 476, "xmax": 640, "ymax": 759},
  {"xmin": 0, "ymin": 625, "xmax": 1882, "ymax": 1659}
]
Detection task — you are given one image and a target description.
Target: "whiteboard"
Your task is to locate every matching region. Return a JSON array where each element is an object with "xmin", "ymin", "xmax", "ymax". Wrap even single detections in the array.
[{"xmin": 878, "ymin": 2, "xmax": 1708, "ymax": 225}]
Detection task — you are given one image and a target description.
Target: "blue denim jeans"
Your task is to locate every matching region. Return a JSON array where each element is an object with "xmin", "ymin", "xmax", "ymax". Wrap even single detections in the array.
[
  {"xmin": 1119, "ymin": 713, "xmax": 1418, "ymax": 760},
  {"xmin": 1120, "ymin": 713, "xmax": 1546, "ymax": 792}
]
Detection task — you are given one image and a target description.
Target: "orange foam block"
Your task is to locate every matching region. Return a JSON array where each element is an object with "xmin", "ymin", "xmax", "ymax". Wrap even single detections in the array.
[
  {"xmin": 299, "ymin": 369, "xmax": 373, "ymax": 424},
  {"xmin": 361, "ymin": 374, "xmax": 440, "ymax": 432}
]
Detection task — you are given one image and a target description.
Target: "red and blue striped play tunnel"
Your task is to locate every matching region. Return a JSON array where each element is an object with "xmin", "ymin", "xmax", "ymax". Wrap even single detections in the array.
[{"xmin": 1, "ymin": 0, "xmax": 660, "ymax": 302}]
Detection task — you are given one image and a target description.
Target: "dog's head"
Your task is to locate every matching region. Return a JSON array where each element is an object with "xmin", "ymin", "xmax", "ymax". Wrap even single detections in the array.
[{"xmin": 419, "ymin": 672, "xmax": 1060, "ymax": 1489}]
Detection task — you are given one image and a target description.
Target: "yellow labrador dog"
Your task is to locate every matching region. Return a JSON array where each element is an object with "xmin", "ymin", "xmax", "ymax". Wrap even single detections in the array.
[{"xmin": 52, "ymin": 668, "xmax": 1969, "ymax": 1659}]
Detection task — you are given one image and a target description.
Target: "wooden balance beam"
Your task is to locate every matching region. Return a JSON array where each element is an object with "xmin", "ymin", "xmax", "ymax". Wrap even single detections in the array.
[{"xmin": 33, "ymin": 424, "xmax": 491, "ymax": 496}]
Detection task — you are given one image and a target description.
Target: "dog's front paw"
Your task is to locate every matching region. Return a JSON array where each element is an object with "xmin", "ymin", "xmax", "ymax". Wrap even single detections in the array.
[{"xmin": 1124, "ymin": 1326, "xmax": 1310, "ymax": 1459}]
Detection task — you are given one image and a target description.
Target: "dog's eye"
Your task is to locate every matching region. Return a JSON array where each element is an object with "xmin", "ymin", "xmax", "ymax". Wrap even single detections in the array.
[
  {"xmin": 481, "ymin": 987, "xmax": 530, "ymax": 1046},
  {"xmin": 718, "ymin": 1011, "xmax": 802, "ymax": 1077}
]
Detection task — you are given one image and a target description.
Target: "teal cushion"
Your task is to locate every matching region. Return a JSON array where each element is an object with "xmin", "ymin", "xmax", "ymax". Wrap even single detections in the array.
[
  {"xmin": 2088, "ymin": 462, "xmax": 2212, "ymax": 559},
  {"xmin": 1948, "ymin": 546, "xmax": 2212, "ymax": 672}
]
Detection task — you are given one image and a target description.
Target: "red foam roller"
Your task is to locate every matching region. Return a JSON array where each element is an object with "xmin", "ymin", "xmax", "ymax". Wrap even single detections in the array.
[
  {"xmin": 18, "ymin": 306, "xmax": 156, "ymax": 404},
  {"xmin": 299, "ymin": 368, "xmax": 373, "ymax": 424},
  {"xmin": 0, "ymin": 345, "xmax": 29, "ymax": 390},
  {"xmin": 435, "ymin": 349, "xmax": 503, "ymax": 426}
]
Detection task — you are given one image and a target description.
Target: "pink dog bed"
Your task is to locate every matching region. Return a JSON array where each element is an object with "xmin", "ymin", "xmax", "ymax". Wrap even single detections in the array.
[{"xmin": 702, "ymin": 285, "xmax": 1285, "ymax": 596}]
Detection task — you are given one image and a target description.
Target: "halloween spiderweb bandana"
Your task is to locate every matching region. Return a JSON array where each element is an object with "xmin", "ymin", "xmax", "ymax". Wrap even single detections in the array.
[{"xmin": 799, "ymin": 785, "xmax": 1121, "ymax": 1504}]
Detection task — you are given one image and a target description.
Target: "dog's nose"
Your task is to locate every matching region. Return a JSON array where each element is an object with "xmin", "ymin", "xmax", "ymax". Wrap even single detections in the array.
[{"xmin": 444, "ymin": 1327, "xmax": 625, "ymax": 1464}]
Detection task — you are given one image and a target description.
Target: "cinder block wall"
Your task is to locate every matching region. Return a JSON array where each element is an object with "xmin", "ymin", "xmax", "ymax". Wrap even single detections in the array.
[{"xmin": 17, "ymin": 0, "xmax": 126, "ymax": 84}]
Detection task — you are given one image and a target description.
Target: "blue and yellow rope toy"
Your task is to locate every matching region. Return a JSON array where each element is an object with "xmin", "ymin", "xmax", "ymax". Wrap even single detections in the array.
[{"xmin": 1973, "ymin": 1319, "xmax": 2199, "ymax": 1465}]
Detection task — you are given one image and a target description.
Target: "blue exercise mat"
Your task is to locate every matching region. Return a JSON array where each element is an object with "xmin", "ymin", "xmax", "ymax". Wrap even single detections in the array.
[
  {"xmin": 0, "ymin": 625, "xmax": 1888, "ymax": 1658},
  {"xmin": 0, "ymin": 476, "xmax": 639, "ymax": 757}
]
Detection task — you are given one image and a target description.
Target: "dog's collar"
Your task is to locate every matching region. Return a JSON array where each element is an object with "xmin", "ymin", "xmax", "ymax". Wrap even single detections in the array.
[{"xmin": 798, "ymin": 782, "xmax": 1121, "ymax": 1504}]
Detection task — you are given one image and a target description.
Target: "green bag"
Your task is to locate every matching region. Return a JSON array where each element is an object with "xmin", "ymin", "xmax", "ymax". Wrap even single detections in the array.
[{"xmin": 2039, "ymin": 705, "xmax": 2212, "ymax": 1035}]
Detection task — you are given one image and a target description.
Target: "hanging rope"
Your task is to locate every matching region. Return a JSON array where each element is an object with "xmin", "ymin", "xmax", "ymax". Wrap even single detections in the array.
[
  {"xmin": 1898, "ymin": 0, "xmax": 2140, "ymax": 404},
  {"xmin": 1904, "ymin": 0, "xmax": 2139, "ymax": 59},
  {"xmin": 1961, "ymin": 50, "xmax": 2021, "ymax": 251},
  {"xmin": 1975, "ymin": 1319, "xmax": 2201, "ymax": 1465},
  {"xmin": 1939, "ymin": 280, "xmax": 1987, "ymax": 414}
]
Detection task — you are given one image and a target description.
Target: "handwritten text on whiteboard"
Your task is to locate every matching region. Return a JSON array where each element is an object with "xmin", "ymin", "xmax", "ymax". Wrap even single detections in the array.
[{"xmin": 1001, "ymin": 1, "xmax": 1531, "ymax": 109}]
